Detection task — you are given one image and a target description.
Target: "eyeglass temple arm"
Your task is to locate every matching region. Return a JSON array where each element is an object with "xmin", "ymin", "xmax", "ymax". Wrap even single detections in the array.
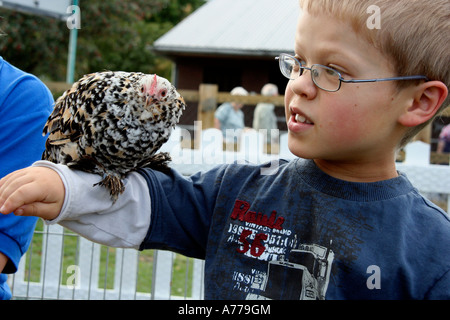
[
  {"xmin": 275, "ymin": 56, "xmax": 429, "ymax": 83},
  {"xmin": 341, "ymin": 75, "xmax": 429, "ymax": 83}
]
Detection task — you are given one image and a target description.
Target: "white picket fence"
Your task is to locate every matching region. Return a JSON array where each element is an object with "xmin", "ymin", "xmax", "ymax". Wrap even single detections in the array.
[
  {"xmin": 8, "ymin": 132, "xmax": 450, "ymax": 300},
  {"xmin": 9, "ymin": 226, "xmax": 205, "ymax": 300}
]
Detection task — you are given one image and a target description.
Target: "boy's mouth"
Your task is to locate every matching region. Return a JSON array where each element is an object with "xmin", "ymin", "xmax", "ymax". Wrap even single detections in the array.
[
  {"xmin": 288, "ymin": 107, "xmax": 314, "ymax": 133},
  {"xmin": 294, "ymin": 114, "xmax": 313, "ymax": 124},
  {"xmin": 290, "ymin": 107, "xmax": 314, "ymax": 125}
]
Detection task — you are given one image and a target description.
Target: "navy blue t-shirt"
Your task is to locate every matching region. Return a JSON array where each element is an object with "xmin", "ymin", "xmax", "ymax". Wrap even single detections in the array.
[{"xmin": 138, "ymin": 159, "xmax": 450, "ymax": 299}]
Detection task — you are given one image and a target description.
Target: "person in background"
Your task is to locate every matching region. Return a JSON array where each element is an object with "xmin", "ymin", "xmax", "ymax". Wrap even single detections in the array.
[
  {"xmin": 214, "ymin": 86, "xmax": 248, "ymax": 142},
  {"xmin": 253, "ymin": 83, "xmax": 279, "ymax": 145},
  {"xmin": 0, "ymin": 55, "xmax": 53, "ymax": 300},
  {"xmin": 437, "ymin": 123, "xmax": 450, "ymax": 154}
]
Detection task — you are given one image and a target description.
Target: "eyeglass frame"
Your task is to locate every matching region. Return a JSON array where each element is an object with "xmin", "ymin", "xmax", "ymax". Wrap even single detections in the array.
[{"xmin": 276, "ymin": 53, "xmax": 429, "ymax": 92}]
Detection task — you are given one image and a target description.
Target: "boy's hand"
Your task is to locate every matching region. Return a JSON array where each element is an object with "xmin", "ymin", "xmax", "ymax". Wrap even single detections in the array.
[{"xmin": 0, "ymin": 167, "xmax": 64, "ymax": 220}]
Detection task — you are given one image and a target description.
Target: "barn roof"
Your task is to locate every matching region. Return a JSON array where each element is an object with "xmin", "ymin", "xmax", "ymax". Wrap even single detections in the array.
[{"xmin": 153, "ymin": 0, "xmax": 299, "ymax": 57}]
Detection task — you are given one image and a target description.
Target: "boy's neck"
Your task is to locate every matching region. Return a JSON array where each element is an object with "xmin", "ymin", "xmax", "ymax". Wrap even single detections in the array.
[{"xmin": 313, "ymin": 156, "xmax": 399, "ymax": 183}]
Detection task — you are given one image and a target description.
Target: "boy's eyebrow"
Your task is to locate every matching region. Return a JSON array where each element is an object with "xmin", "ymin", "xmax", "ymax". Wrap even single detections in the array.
[
  {"xmin": 296, "ymin": 45, "xmax": 355, "ymax": 64},
  {"xmin": 296, "ymin": 38, "xmax": 367, "ymax": 69}
]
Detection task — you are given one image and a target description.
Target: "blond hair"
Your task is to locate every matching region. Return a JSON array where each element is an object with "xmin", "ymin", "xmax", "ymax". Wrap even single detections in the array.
[{"xmin": 299, "ymin": 0, "xmax": 450, "ymax": 147}]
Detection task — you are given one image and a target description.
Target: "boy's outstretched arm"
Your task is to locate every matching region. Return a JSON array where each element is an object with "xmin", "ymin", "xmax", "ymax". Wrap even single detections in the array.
[
  {"xmin": 0, "ymin": 161, "xmax": 151, "ymax": 249},
  {"xmin": 0, "ymin": 166, "xmax": 64, "ymax": 220}
]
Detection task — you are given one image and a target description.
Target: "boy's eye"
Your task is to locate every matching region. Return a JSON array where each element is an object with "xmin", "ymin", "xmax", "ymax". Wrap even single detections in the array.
[
  {"xmin": 295, "ymin": 55, "xmax": 306, "ymax": 66},
  {"xmin": 328, "ymin": 64, "xmax": 348, "ymax": 76},
  {"xmin": 324, "ymin": 67, "xmax": 339, "ymax": 76}
]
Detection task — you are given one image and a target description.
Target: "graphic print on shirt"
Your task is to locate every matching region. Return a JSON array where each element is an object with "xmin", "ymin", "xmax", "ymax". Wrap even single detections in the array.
[{"xmin": 227, "ymin": 199, "xmax": 334, "ymax": 300}]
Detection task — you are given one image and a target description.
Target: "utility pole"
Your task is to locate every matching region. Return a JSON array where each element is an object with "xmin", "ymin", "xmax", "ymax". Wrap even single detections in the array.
[{"xmin": 66, "ymin": 0, "xmax": 80, "ymax": 84}]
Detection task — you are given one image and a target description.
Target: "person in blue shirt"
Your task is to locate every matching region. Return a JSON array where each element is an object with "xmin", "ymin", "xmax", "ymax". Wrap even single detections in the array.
[
  {"xmin": 214, "ymin": 86, "xmax": 248, "ymax": 142},
  {"xmin": 0, "ymin": 56, "xmax": 53, "ymax": 299}
]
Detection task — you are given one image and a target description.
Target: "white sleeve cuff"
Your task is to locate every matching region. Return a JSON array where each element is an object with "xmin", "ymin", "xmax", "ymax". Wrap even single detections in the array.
[{"xmin": 32, "ymin": 161, "xmax": 151, "ymax": 249}]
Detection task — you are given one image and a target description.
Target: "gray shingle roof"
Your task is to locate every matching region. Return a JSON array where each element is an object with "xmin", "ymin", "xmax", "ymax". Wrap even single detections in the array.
[{"xmin": 153, "ymin": 0, "xmax": 299, "ymax": 57}]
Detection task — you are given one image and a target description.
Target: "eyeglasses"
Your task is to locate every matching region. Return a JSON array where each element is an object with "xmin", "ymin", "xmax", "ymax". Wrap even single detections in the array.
[{"xmin": 276, "ymin": 53, "xmax": 429, "ymax": 92}]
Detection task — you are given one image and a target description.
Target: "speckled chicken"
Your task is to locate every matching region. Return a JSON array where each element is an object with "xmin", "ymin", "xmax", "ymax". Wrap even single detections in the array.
[{"xmin": 42, "ymin": 71, "xmax": 185, "ymax": 201}]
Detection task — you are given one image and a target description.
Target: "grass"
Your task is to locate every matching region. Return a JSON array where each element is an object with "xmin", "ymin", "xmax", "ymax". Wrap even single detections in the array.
[{"xmin": 22, "ymin": 220, "xmax": 196, "ymax": 298}]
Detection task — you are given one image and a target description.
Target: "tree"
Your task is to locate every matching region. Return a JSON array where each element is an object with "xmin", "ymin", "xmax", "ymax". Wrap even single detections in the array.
[
  {"xmin": 0, "ymin": 10, "xmax": 68, "ymax": 80},
  {"xmin": 0, "ymin": 0, "xmax": 205, "ymax": 81}
]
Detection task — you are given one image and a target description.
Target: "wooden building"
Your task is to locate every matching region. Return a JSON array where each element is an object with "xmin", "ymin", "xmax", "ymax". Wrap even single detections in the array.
[{"xmin": 153, "ymin": 0, "xmax": 299, "ymax": 129}]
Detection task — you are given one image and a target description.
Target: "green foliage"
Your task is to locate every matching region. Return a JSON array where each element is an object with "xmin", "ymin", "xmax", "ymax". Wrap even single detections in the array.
[
  {"xmin": 0, "ymin": 0, "xmax": 205, "ymax": 81},
  {"xmin": 0, "ymin": 11, "xmax": 68, "ymax": 80}
]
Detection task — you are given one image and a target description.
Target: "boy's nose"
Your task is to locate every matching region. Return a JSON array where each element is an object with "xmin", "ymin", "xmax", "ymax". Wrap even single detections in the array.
[{"xmin": 288, "ymin": 71, "xmax": 317, "ymax": 99}]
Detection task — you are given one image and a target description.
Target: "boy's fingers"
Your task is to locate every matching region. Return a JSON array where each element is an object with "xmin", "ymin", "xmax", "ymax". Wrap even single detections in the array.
[
  {"xmin": 0, "ymin": 170, "xmax": 24, "ymax": 197},
  {"xmin": 0, "ymin": 167, "xmax": 65, "ymax": 220},
  {"xmin": 14, "ymin": 203, "xmax": 60, "ymax": 220},
  {"xmin": 0, "ymin": 172, "xmax": 29, "ymax": 213},
  {"xmin": 0, "ymin": 177, "xmax": 43, "ymax": 214}
]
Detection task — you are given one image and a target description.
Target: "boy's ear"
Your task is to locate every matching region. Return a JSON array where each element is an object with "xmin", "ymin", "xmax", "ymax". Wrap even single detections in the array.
[{"xmin": 398, "ymin": 81, "xmax": 448, "ymax": 127}]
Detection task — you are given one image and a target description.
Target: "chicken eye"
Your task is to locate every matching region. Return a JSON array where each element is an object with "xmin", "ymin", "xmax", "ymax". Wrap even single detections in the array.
[
  {"xmin": 160, "ymin": 89, "xmax": 167, "ymax": 97},
  {"xmin": 141, "ymin": 86, "xmax": 145, "ymax": 93}
]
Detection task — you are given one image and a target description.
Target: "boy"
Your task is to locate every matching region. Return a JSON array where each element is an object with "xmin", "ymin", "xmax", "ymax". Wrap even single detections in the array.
[{"xmin": 0, "ymin": 0, "xmax": 449, "ymax": 299}]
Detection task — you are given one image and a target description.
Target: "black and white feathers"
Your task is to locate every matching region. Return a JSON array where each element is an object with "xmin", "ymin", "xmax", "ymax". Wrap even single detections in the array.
[{"xmin": 42, "ymin": 71, "xmax": 185, "ymax": 201}]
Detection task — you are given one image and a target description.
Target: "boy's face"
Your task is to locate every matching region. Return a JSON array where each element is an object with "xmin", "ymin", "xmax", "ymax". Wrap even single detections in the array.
[{"xmin": 285, "ymin": 11, "xmax": 411, "ymax": 178}]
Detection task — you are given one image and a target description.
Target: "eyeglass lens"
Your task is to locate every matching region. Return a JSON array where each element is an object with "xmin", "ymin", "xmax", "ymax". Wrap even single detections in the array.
[
  {"xmin": 281, "ymin": 58, "xmax": 300, "ymax": 79},
  {"xmin": 313, "ymin": 66, "xmax": 341, "ymax": 91},
  {"xmin": 280, "ymin": 55, "xmax": 341, "ymax": 91}
]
